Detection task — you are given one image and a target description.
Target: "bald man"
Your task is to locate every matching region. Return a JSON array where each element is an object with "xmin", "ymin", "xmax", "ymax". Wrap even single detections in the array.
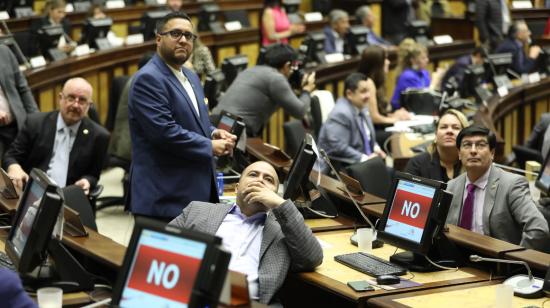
[
  {"xmin": 170, "ymin": 161, "xmax": 323, "ymax": 305},
  {"xmin": 4, "ymin": 77, "xmax": 109, "ymax": 194}
]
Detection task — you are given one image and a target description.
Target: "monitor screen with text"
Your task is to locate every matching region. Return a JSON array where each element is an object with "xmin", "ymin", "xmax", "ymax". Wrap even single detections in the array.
[
  {"xmin": 119, "ymin": 229, "xmax": 208, "ymax": 308},
  {"xmin": 384, "ymin": 179, "xmax": 436, "ymax": 243},
  {"xmin": 10, "ymin": 180, "xmax": 45, "ymax": 256}
]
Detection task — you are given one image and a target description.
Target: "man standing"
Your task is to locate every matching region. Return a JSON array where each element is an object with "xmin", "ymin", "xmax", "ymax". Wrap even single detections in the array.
[
  {"xmin": 4, "ymin": 77, "xmax": 109, "ymax": 194},
  {"xmin": 495, "ymin": 20, "xmax": 542, "ymax": 74},
  {"xmin": 317, "ymin": 73, "xmax": 386, "ymax": 166},
  {"xmin": 446, "ymin": 125, "xmax": 549, "ymax": 251},
  {"xmin": 476, "ymin": 0, "xmax": 509, "ymax": 51},
  {"xmin": 0, "ymin": 45, "xmax": 39, "ymax": 161},
  {"xmin": 128, "ymin": 12, "xmax": 236, "ymax": 220},
  {"xmin": 170, "ymin": 161, "xmax": 323, "ymax": 305}
]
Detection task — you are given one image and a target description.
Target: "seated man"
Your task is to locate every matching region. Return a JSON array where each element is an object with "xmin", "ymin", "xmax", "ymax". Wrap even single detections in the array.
[
  {"xmin": 524, "ymin": 113, "xmax": 550, "ymax": 160},
  {"xmin": 446, "ymin": 125, "xmax": 549, "ymax": 252},
  {"xmin": 440, "ymin": 47, "xmax": 484, "ymax": 93},
  {"xmin": 355, "ymin": 6, "xmax": 392, "ymax": 47},
  {"xmin": 317, "ymin": 73, "xmax": 386, "ymax": 168},
  {"xmin": 323, "ymin": 9, "xmax": 350, "ymax": 54},
  {"xmin": 3, "ymin": 77, "xmax": 109, "ymax": 195},
  {"xmin": 169, "ymin": 161, "xmax": 323, "ymax": 305},
  {"xmin": 212, "ymin": 43, "xmax": 315, "ymax": 136},
  {"xmin": 495, "ymin": 20, "xmax": 542, "ymax": 74}
]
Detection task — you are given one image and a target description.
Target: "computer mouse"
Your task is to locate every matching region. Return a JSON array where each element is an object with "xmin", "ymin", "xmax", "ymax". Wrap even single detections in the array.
[{"xmin": 376, "ymin": 274, "xmax": 401, "ymax": 285}]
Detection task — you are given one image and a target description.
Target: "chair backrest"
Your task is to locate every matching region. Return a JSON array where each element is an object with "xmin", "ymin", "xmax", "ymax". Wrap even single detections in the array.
[
  {"xmin": 283, "ymin": 120, "xmax": 306, "ymax": 158},
  {"xmin": 62, "ymin": 185, "xmax": 98, "ymax": 231},
  {"xmin": 311, "ymin": 90, "xmax": 335, "ymax": 123},
  {"xmin": 513, "ymin": 145, "xmax": 543, "ymax": 169},
  {"xmin": 106, "ymin": 75, "xmax": 130, "ymax": 131},
  {"xmin": 309, "ymin": 95, "xmax": 323, "ymax": 139},
  {"xmin": 346, "ymin": 156, "xmax": 391, "ymax": 199}
]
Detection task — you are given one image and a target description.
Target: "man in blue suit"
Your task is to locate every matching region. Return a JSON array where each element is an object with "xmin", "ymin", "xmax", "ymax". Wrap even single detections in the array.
[
  {"xmin": 128, "ymin": 11, "xmax": 236, "ymax": 220},
  {"xmin": 323, "ymin": 9, "xmax": 350, "ymax": 54},
  {"xmin": 317, "ymin": 73, "xmax": 386, "ymax": 170},
  {"xmin": 495, "ymin": 20, "xmax": 542, "ymax": 74}
]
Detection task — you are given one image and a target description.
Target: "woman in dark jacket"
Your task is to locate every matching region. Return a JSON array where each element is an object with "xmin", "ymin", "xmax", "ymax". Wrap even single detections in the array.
[{"xmin": 405, "ymin": 109, "xmax": 469, "ymax": 182}]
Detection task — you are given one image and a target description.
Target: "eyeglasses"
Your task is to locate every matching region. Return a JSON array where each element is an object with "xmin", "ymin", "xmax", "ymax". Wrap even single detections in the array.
[
  {"xmin": 62, "ymin": 93, "xmax": 92, "ymax": 106},
  {"xmin": 460, "ymin": 141, "xmax": 489, "ymax": 150},
  {"xmin": 159, "ymin": 30, "xmax": 197, "ymax": 42}
]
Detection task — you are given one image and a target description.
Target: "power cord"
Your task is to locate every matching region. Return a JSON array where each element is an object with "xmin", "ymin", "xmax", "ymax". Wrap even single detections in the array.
[{"xmin": 424, "ymin": 254, "xmax": 458, "ymax": 271}]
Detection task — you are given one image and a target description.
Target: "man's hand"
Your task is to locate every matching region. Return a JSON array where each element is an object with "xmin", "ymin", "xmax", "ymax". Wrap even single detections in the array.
[
  {"xmin": 374, "ymin": 148, "xmax": 387, "ymax": 159},
  {"xmin": 302, "ymin": 72, "xmax": 316, "ymax": 93},
  {"xmin": 241, "ymin": 182, "xmax": 285, "ymax": 210},
  {"xmin": 529, "ymin": 45, "xmax": 542, "ymax": 59},
  {"xmin": 0, "ymin": 111, "xmax": 10, "ymax": 126},
  {"xmin": 212, "ymin": 128, "xmax": 237, "ymax": 142},
  {"xmin": 212, "ymin": 139, "xmax": 234, "ymax": 156},
  {"xmin": 393, "ymin": 108, "xmax": 412, "ymax": 120},
  {"xmin": 74, "ymin": 178, "xmax": 91, "ymax": 195},
  {"xmin": 7, "ymin": 164, "xmax": 28, "ymax": 191}
]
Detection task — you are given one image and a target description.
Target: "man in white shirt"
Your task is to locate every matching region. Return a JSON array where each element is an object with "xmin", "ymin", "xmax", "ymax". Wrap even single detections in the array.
[{"xmin": 445, "ymin": 125, "xmax": 549, "ymax": 252}]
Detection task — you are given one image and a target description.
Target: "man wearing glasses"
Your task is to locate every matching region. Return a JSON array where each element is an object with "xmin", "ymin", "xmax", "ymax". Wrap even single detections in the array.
[
  {"xmin": 445, "ymin": 125, "xmax": 548, "ymax": 252},
  {"xmin": 128, "ymin": 12, "xmax": 236, "ymax": 221},
  {"xmin": 3, "ymin": 77, "xmax": 109, "ymax": 195}
]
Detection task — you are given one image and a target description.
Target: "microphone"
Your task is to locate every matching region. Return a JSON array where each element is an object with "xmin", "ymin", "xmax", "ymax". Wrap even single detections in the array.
[
  {"xmin": 319, "ymin": 149, "xmax": 375, "ymax": 229},
  {"xmin": 469, "ymin": 254, "xmax": 544, "ymax": 298}
]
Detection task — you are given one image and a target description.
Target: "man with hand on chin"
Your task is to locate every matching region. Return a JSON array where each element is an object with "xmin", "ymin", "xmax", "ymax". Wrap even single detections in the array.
[
  {"xmin": 445, "ymin": 125, "xmax": 549, "ymax": 252},
  {"xmin": 170, "ymin": 161, "xmax": 323, "ymax": 305},
  {"xmin": 128, "ymin": 11, "xmax": 236, "ymax": 221}
]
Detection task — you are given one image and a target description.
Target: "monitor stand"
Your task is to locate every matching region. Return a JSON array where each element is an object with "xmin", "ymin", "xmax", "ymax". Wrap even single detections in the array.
[
  {"xmin": 21, "ymin": 238, "xmax": 95, "ymax": 293},
  {"xmin": 389, "ymin": 233, "xmax": 462, "ymax": 272},
  {"xmin": 296, "ymin": 187, "xmax": 338, "ymax": 219}
]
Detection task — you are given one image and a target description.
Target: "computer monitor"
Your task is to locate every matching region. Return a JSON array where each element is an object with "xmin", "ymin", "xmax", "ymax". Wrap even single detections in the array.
[
  {"xmin": 80, "ymin": 17, "xmax": 113, "ymax": 50},
  {"xmin": 223, "ymin": 9, "xmax": 250, "ymax": 28},
  {"xmin": 141, "ymin": 10, "xmax": 170, "ymax": 41},
  {"xmin": 460, "ymin": 64, "xmax": 486, "ymax": 98},
  {"xmin": 345, "ymin": 25, "xmax": 369, "ymax": 56},
  {"xmin": 8, "ymin": 0, "xmax": 34, "ymax": 18},
  {"xmin": 198, "ymin": 4, "xmax": 221, "ymax": 32},
  {"xmin": 298, "ymin": 31, "xmax": 326, "ymax": 66},
  {"xmin": 112, "ymin": 217, "xmax": 230, "ymax": 308},
  {"xmin": 536, "ymin": 150, "xmax": 550, "ymax": 196},
  {"xmin": 204, "ymin": 69, "xmax": 226, "ymax": 110},
  {"xmin": 221, "ymin": 54, "xmax": 248, "ymax": 88},
  {"xmin": 484, "ymin": 52, "xmax": 514, "ymax": 89},
  {"xmin": 377, "ymin": 171, "xmax": 454, "ymax": 271},
  {"xmin": 283, "ymin": 133, "xmax": 316, "ymax": 201},
  {"xmin": 5, "ymin": 169, "xmax": 61, "ymax": 273},
  {"xmin": 37, "ymin": 24, "xmax": 66, "ymax": 60},
  {"xmin": 408, "ymin": 20, "xmax": 431, "ymax": 45}
]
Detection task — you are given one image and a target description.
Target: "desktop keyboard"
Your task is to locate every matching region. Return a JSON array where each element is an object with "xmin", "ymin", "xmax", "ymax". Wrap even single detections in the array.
[
  {"xmin": 0, "ymin": 251, "xmax": 15, "ymax": 271},
  {"xmin": 334, "ymin": 252, "xmax": 407, "ymax": 277}
]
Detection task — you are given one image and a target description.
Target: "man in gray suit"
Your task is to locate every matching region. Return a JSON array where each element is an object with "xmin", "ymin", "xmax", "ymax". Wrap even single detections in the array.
[
  {"xmin": 317, "ymin": 72, "xmax": 386, "ymax": 167},
  {"xmin": 446, "ymin": 125, "xmax": 549, "ymax": 252},
  {"xmin": 169, "ymin": 161, "xmax": 323, "ymax": 305},
  {"xmin": 0, "ymin": 45, "xmax": 39, "ymax": 160}
]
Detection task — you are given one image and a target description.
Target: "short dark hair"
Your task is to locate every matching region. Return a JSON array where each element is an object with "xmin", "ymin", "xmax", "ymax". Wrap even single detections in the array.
[
  {"xmin": 344, "ymin": 72, "xmax": 368, "ymax": 93},
  {"xmin": 264, "ymin": 43, "xmax": 297, "ymax": 69},
  {"xmin": 155, "ymin": 11, "xmax": 193, "ymax": 35},
  {"xmin": 456, "ymin": 125, "xmax": 497, "ymax": 150}
]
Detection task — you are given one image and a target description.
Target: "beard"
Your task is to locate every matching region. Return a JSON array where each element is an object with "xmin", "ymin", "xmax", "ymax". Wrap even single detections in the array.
[{"xmin": 159, "ymin": 44, "xmax": 190, "ymax": 67}]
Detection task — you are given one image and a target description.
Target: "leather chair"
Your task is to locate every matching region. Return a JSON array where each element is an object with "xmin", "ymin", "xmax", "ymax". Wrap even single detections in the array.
[
  {"xmin": 346, "ymin": 156, "xmax": 392, "ymax": 199},
  {"xmin": 283, "ymin": 120, "xmax": 306, "ymax": 158}
]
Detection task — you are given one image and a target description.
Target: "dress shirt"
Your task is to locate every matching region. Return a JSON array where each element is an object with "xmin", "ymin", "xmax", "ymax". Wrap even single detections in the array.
[
  {"xmin": 47, "ymin": 113, "xmax": 80, "ymax": 187},
  {"xmin": 215, "ymin": 204, "xmax": 267, "ymax": 300},
  {"xmin": 463, "ymin": 165, "xmax": 491, "ymax": 234},
  {"xmin": 168, "ymin": 66, "xmax": 200, "ymax": 116},
  {"xmin": 0, "ymin": 85, "xmax": 13, "ymax": 126},
  {"xmin": 332, "ymin": 29, "xmax": 344, "ymax": 54}
]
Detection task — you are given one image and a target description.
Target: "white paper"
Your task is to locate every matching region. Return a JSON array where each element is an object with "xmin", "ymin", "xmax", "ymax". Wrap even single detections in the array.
[
  {"xmin": 0, "ymin": 11, "xmax": 10, "ymax": 20},
  {"xmin": 304, "ymin": 12, "xmax": 323, "ymax": 22},
  {"xmin": 126, "ymin": 34, "xmax": 145, "ymax": 45},
  {"xmin": 224, "ymin": 21, "xmax": 242, "ymax": 31},
  {"xmin": 30, "ymin": 56, "xmax": 47, "ymax": 68},
  {"xmin": 105, "ymin": 0, "xmax": 125, "ymax": 9},
  {"xmin": 433, "ymin": 35, "xmax": 453, "ymax": 45}
]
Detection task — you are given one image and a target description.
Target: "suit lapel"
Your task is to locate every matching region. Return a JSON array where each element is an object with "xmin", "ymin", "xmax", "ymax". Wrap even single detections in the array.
[
  {"xmin": 68, "ymin": 118, "xmax": 89, "ymax": 174},
  {"xmin": 482, "ymin": 166, "xmax": 499, "ymax": 235},
  {"xmin": 259, "ymin": 215, "xmax": 279, "ymax": 261}
]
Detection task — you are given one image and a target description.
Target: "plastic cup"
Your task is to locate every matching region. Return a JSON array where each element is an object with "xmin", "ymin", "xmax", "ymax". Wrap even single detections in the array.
[
  {"xmin": 495, "ymin": 284, "xmax": 513, "ymax": 308},
  {"xmin": 37, "ymin": 287, "xmax": 62, "ymax": 308},
  {"xmin": 357, "ymin": 228, "xmax": 374, "ymax": 253}
]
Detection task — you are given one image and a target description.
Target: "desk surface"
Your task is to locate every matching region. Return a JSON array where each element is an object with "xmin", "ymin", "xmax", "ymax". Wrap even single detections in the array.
[
  {"xmin": 504, "ymin": 249, "xmax": 550, "ymax": 272},
  {"xmin": 367, "ymin": 280, "xmax": 547, "ymax": 308},
  {"xmin": 285, "ymin": 229, "xmax": 493, "ymax": 306}
]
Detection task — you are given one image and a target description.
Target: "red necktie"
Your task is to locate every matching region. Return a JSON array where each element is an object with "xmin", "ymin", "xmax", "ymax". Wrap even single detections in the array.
[{"xmin": 459, "ymin": 183, "xmax": 476, "ymax": 230}]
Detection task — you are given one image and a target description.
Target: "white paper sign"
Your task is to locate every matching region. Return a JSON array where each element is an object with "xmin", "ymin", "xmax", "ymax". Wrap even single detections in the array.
[
  {"xmin": 512, "ymin": 1, "xmax": 533, "ymax": 8},
  {"xmin": 497, "ymin": 86, "xmax": 509, "ymax": 97},
  {"xmin": 304, "ymin": 12, "xmax": 323, "ymax": 22},
  {"xmin": 106, "ymin": 0, "xmax": 125, "ymax": 9},
  {"xmin": 0, "ymin": 11, "xmax": 10, "ymax": 20},
  {"xmin": 224, "ymin": 21, "xmax": 242, "ymax": 31},
  {"xmin": 65, "ymin": 3, "xmax": 74, "ymax": 13},
  {"xmin": 324, "ymin": 53, "xmax": 345, "ymax": 63},
  {"xmin": 30, "ymin": 56, "xmax": 47, "ymax": 68},
  {"xmin": 528, "ymin": 72, "xmax": 541, "ymax": 84},
  {"xmin": 125, "ymin": 34, "xmax": 145, "ymax": 45},
  {"xmin": 433, "ymin": 35, "xmax": 453, "ymax": 45},
  {"xmin": 74, "ymin": 44, "xmax": 91, "ymax": 57}
]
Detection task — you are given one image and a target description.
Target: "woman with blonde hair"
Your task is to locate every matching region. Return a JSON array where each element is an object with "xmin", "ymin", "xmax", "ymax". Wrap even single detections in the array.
[
  {"xmin": 404, "ymin": 109, "xmax": 469, "ymax": 182},
  {"xmin": 31, "ymin": 0, "xmax": 74, "ymax": 56}
]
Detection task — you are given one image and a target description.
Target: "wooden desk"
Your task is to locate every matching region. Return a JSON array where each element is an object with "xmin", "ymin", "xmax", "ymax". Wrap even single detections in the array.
[
  {"xmin": 61, "ymin": 226, "xmax": 125, "ymax": 269},
  {"xmin": 282, "ymin": 229, "xmax": 493, "ymax": 307},
  {"xmin": 367, "ymin": 280, "xmax": 547, "ymax": 308},
  {"xmin": 504, "ymin": 249, "xmax": 550, "ymax": 272}
]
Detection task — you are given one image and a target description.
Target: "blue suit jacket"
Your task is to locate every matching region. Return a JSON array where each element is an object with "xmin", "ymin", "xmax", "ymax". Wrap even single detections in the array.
[
  {"xmin": 323, "ymin": 26, "xmax": 338, "ymax": 54},
  {"xmin": 0, "ymin": 268, "xmax": 37, "ymax": 308},
  {"xmin": 317, "ymin": 97, "xmax": 378, "ymax": 163},
  {"xmin": 128, "ymin": 54, "xmax": 217, "ymax": 218},
  {"xmin": 495, "ymin": 38, "xmax": 535, "ymax": 74}
]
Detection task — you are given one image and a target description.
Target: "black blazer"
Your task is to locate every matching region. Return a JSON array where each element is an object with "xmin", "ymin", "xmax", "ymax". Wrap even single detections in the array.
[
  {"xmin": 3, "ymin": 111, "xmax": 109, "ymax": 188},
  {"xmin": 404, "ymin": 151, "xmax": 461, "ymax": 183}
]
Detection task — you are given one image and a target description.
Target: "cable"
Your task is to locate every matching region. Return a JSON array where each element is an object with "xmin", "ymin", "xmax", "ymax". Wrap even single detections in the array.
[
  {"xmin": 304, "ymin": 206, "xmax": 337, "ymax": 218},
  {"xmin": 402, "ymin": 271, "xmax": 415, "ymax": 281},
  {"xmin": 424, "ymin": 255, "xmax": 459, "ymax": 271},
  {"xmin": 542, "ymin": 298, "xmax": 549, "ymax": 308}
]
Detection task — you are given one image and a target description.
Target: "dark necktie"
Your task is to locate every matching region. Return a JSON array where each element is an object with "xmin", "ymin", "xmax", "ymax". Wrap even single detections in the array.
[
  {"xmin": 459, "ymin": 183, "xmax": 476, "ymax": 230},
  {"xmin": 357, "ymin": 113, "xmax": 372, "ymax": 155}
]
